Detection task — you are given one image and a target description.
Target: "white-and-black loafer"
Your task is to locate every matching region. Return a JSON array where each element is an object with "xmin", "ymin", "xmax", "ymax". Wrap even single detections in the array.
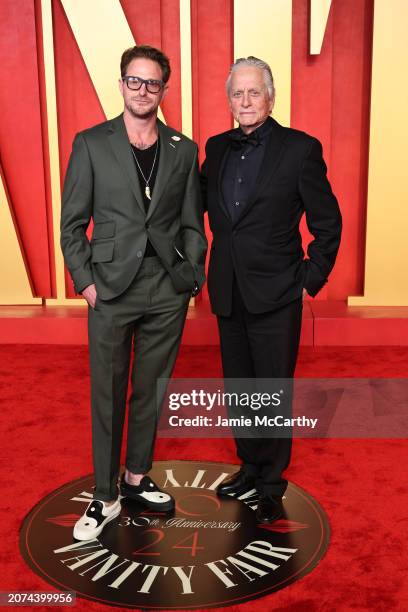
[
  {"xmin": 73, "ymin": 499, "xmax": 121, "ymax": 541},
  {"xmin": 120, "ymin": 475, "xmax": 175, "ymax": 511}
]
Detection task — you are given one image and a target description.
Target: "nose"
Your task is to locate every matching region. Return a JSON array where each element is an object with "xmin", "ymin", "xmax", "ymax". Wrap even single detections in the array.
[
  {"xmin": 138, "ymin": 82, "xmax": 148, "ymax": 96},
  {"xmin": 241, "ymin": 90, "xmax": 251, "ymax": 107}
]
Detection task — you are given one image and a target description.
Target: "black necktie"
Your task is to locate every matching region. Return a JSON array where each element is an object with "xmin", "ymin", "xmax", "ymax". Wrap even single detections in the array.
[{"xmin": 229, "ymin": 131, "xmax": 260, "ymax": 150}]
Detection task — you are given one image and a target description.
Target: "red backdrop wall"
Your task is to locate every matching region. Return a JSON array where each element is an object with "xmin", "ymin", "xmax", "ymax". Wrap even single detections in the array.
[{"xmin": 0, "ymin": 0, "xmax": 373, "ymax": 300}]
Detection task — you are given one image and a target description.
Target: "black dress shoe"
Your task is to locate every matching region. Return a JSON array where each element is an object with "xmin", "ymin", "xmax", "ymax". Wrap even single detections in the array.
[
  {"xmin": 256, "ymin": 496, "xmax": 284, "ymax": 524},
  {"xmin": 216, "ymin": 469, "xmax": 256, "ymax": 496}
]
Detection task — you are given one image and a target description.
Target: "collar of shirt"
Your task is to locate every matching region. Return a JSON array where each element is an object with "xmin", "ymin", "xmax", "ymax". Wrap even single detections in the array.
[{"xmin": 233, "ymin": 116, "xmax": 274, "ymax": 149}]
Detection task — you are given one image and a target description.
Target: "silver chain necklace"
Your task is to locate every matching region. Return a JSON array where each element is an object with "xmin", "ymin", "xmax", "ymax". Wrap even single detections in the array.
[{"xmin": 130, "ymin": 139, "xmax": 159, "ymax": 200}]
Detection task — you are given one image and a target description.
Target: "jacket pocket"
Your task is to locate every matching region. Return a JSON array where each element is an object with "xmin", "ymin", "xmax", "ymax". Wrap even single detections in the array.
[
  {"xmin": 91, "ymin": 241, "xmax": 114, "ymax": 263},
  {"xmin": 93, "ymin": 220, "xmax": 116, "ymax": 240}
]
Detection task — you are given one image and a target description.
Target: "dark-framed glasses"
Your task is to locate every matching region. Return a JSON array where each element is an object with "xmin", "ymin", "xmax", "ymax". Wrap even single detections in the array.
[{"xmin": 122, "ymin": 75, "xmax": 164, "ymax": 94}]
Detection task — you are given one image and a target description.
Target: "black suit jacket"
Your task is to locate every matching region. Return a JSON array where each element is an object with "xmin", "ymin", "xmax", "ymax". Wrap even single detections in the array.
[{"xmin": 201, "ymin": 117, "xmax": 342, "ymax": 316}]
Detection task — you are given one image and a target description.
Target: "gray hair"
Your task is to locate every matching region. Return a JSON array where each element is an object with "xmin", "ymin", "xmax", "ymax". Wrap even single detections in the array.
[{"xmin": 226, "ymin": 56, "xmax": 275, "ymax": 99}]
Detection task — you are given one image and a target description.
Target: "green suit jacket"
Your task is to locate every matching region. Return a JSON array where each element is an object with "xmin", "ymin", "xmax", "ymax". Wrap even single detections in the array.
[{"xmin": 60, "ymin": 114, "xmax": 207, "ymax": 300}]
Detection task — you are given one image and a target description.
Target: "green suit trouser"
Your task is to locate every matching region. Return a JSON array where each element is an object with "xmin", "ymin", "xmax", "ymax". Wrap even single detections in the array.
[{"xmin": 88, "ymin": 256, "xmax": 190, "ymax": 501}]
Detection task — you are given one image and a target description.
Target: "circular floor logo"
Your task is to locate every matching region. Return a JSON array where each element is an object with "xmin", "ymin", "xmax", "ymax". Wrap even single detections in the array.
[{"xmin": 20, "ymin": 461, "xmax": 329, "ymax": 609}]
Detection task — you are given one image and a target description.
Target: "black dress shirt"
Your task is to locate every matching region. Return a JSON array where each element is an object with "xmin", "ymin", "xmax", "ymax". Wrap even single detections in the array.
[{"xmin": 221, "ymin": 117, "xmax": 274, "ymax": 222}]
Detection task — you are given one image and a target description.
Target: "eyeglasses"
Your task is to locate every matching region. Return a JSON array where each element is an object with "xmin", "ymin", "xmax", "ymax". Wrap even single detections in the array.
[{"xmin": 122, "ymin": 75, "xmax": 164, "ymax": 94}]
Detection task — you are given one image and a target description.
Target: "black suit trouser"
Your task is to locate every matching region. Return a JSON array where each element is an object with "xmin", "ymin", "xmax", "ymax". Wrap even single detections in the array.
[{"xmin": 217, "ymin": 278, "xmax": 303, "ymax": 497}]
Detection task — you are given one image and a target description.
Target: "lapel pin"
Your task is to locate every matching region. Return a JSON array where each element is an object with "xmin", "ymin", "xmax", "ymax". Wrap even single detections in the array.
[{"xmin": 171, "ymin": 135, "xmax": 181, "ymax": 141}]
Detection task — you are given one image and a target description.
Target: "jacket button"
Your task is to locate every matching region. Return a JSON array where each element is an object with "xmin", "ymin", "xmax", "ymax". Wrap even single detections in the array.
[
  {"xmin": 137, "ymin": 250, "xmax": 143, "ymax": 258},
  {"xmin": 145, "ymin": 223, "xmax": 150, "ymax": 229}
]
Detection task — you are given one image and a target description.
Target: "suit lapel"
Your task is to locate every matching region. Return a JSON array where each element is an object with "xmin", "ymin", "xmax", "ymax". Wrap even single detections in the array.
[
  {"xmin": 216, "ymin": 136, "xmax": 233, "ymax": 221},
  {"xmin": 146, "ymin": 120, "xmax": 177, "ymax": 221},
  {"xmin": 107, "ymin": 114, "xmax": 145, "ymax": 215},
  {"xmin": 234, "ymin": 118, "xmax": 288, "ymax": 227}
]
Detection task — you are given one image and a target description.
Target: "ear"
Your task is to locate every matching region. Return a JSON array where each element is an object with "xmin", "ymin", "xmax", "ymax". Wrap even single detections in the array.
[
  {"xmin": 269, "ymin": 94, "xmax": 275, "ymax": 113},
  {"xmin": 161, "ymin": 84, "xmax": 169, "ymax": 102},
  {"xmin": 118, "ymin": 78, "xmax": 124, "ymax": 97}
]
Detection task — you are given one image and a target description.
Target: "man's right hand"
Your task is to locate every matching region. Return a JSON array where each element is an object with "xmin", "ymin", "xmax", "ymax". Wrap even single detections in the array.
[{"xmin": 82, "ymin": 283, "xmax": 97, "ymax": 308}]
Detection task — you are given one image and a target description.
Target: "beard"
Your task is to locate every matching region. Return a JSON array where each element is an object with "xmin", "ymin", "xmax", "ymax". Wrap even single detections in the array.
[{"xmin": 126, "ymin": 98, "xmax": 158, "ymax": 120}]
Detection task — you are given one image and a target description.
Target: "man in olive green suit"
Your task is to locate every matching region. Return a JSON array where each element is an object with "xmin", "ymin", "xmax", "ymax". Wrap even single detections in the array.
[{"xmin": 61, "ymin": 45, "xmax": 207, "ymax": 541}]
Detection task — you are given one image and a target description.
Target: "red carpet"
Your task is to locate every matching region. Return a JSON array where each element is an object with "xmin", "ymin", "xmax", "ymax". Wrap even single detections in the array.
[{"xmin": 0, "ymin": 345, "xmax": 407, "ymax": 611}]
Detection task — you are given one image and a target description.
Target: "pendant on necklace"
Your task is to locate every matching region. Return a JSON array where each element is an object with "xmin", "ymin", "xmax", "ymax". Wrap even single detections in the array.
[{"xmin": 145, "ymin": 185, "xmax": 151, "ymax": 200}]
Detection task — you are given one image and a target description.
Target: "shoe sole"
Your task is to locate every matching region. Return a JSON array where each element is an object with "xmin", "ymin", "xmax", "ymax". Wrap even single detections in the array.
[
  {"xmin": 256, "ymin": 510, "xmax": 283, "ymax": 524},
  {"xmin": 120, "ymin": 486, "xmax": 175, "ymax": 512},
  {"xmin": 73, "ymin": 506, "xmax": 121, "ymax": 541}
]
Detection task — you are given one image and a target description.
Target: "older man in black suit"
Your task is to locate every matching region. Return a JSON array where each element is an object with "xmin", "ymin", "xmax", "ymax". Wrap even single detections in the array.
[{"xmin": 201, "ymin": 56, "xmax": 342, "ymax": 523}]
